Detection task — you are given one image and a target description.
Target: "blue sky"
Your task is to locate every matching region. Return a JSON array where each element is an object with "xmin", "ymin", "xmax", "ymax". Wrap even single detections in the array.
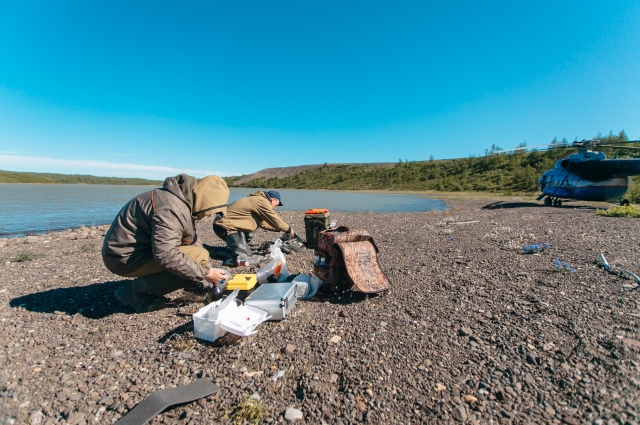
[{"xmin": 1, "ymin": 1, "xmax": 639, "ymax": 179}]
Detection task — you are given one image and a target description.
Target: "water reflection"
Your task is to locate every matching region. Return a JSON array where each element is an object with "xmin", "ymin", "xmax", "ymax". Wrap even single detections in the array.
[{"xmin": 0, "ymin": 184, "xmax": 447, "ymax": 237}]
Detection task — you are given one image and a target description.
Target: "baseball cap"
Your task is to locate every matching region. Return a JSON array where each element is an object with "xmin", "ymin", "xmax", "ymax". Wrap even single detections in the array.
[{"xmin": 265, "ymin": 190, "xmax": 283, "ymax": 206}]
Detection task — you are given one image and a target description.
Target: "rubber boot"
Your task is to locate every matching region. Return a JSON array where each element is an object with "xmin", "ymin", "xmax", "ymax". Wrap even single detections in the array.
[
  {"xmin": 226, "ymin": 232, "xmax": 253, "ymax": 257},
  {"xmin": 115, "ymin": 272, "xmax": 193, "ymax": 313},
  {"xmin": 115, "ymin": 276, "xmax": 166, "ymax": 313},
  {"xmin": 204, "ymin": 245, "xmax": 236, "ymax": 261}
]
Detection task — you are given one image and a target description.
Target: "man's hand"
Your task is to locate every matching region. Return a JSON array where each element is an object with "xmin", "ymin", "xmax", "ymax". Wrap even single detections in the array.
[
  {"xmin": 288, "ymin": 227, "xmax": 295, "ymax": 237},
  {"xmin": 205, "ymin": 268, "xmax": 227, "ymax": 284}
]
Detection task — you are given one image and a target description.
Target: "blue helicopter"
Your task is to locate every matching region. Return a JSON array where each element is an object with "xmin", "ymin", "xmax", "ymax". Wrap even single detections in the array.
[{"xmin": 536, "ymin": 140, "xmax": 640, "ymax": 207}]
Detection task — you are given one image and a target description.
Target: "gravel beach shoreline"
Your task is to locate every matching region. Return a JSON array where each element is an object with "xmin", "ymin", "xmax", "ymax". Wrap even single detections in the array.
[{"xmin": 1, "ymin": 199, "xmax": 639, "ymax": 425}]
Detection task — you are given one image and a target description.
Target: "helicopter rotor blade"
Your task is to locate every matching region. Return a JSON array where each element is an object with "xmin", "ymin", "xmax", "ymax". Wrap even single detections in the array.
[{"xmin": 597, "ymin": 145, "xmax": 640, "ymax": 151}]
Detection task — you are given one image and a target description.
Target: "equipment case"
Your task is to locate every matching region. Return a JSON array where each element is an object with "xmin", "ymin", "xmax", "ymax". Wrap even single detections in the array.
[
  {"xmin": 243, "ymin": 282, "xmax": 298, "ymax": 321},
  {"xmin": 304, "ymin": 210, "xmax": 331, "ymax": 249}
]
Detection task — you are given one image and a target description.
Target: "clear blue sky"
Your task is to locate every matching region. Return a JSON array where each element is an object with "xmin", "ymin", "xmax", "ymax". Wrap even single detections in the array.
[{"xmin": 1, "ymin": 1, "xmax": 639, "ymax": 179}]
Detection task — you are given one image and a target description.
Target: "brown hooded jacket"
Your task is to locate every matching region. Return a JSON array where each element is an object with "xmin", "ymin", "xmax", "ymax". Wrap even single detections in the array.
[
  {"xmin": 102, "ymin": 174, "xmax": 229, "ymax": 281},
  {"xmin": 213, "ymin": 191, "xmax": 290, "ymax": 234}
]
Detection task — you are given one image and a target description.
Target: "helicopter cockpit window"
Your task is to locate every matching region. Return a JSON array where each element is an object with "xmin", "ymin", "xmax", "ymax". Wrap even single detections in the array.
[{"xmin": 560, "ymin": 159, "xmax": 569, "ymax": 168}]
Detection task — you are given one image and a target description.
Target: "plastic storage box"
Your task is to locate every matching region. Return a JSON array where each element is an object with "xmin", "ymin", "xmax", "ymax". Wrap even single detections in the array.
[
  {"xmin": 193, "ymin": 290, "xmax": 270, "ymax": 342},
  {"xmin": 243, "ymin": 282, "xmax": 298, "ymax": 321}
]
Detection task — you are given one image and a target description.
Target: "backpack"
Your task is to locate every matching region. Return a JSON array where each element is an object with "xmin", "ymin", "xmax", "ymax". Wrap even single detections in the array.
[{"xmin": 313, "ymin": 226, "xmax": 391, "ymax": 294}]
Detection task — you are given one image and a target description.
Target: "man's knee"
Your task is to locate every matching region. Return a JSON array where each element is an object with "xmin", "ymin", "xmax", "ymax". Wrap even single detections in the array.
[{"xmin": 179, "ymin": 246, "xmax": 210, "ymax": 266}]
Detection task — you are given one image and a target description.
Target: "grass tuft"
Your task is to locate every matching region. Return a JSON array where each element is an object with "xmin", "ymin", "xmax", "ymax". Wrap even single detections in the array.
[
  {"xmin": 14, "ymin": 251, "xmax": 41, "ymax": 262},
  {"xmin": 595, "ymin": 205, "xmax": 640, "ymax": 218},
  {"xmin": 62, "ymin": 250, "xmax": 74, "ymax": 256},
  {"xmin": 0, "ymin": 258, "xmax": 4, "ymax": 267},
  {"xmin": 168, "ymin": 333, "xmax": 196, "ymax": 352},
  {"xmin": 226, "ymin": 396, "xmax": 263, "ymax": 425},
  {"xmin": 80, "ymin": 244, "xmax": 94, "ymax": 253}
]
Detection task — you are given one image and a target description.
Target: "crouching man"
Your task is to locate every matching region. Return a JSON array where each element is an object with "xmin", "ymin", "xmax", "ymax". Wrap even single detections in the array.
[
  {"xmin": 102, "ymin": 174, "xmax": 229, "ymax": 313},
  {"xmin": 213, "ymin": 190, "xmax": 294, "ymax": 257}
]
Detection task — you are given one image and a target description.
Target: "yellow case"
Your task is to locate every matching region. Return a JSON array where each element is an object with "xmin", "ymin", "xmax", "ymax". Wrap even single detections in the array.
[{"xmin": 226, "ymin": 274, "xmax": 258, "ymax": 290}]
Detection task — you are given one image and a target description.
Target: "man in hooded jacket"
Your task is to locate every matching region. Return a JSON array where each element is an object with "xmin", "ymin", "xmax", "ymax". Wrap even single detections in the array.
[
  {"xmin": 212, "ymin": 190, "xmax": 294, "ymax": 257},
  {"xmin": 102, "ymin": 174, "xmax": 230, "ymax": 313}
]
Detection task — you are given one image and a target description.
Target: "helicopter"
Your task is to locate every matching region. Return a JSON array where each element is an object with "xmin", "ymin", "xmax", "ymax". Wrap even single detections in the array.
[{"xmin": 535, "ymin": 139, "xmax": 640, "ymax": 206}]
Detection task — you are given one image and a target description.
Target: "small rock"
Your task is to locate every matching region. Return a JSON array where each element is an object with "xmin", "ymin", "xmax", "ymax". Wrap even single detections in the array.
[
  {"xmin": 282, "ymin": 344, "xmax": 297, "ymax": 354},
  {"xmin": 458, "ymin": 327, "xmax": 473, "ymax": 336},
  {"xmin": 98, "ymin": 397, "xmax": 111, "ymax": 405},
  {"xmin": 451, "ymin": 405, "xmax": 467, "ymax": 422},
  {"xmin": 436, "ymin": 383, "xmax": 446, "ymax": 392},
  {"xmin": 250, "ymin": 392, "xmax": 261, "ymax": 401},
  {"xmin": 379, "ymin": 322, "xmax": 387, "ymax": 327},
  {"xmin": 329, "ymin": 374, "xmax": 339, "ymax": 383},
  {"xmin": 68, "ymin": 392, "xmax": 83, "ymax": 401},
  {"xmin": 339, "ymin": 310, "xmax": 348, "ymax": 317},
  {"xmin": 329, "ymin": 335, "xmax": 341, "ymax": 343},
  {"xmin": 107, "ymin": 402, "xmax": 120, "ymax": 411},
  {"xmin": 284, "ymin": 407, "xmax": 303, "ymax": 422},
  {"xmin": 464, "ymin": 395, "xmax": 477, "ymax": 404},
  {"xmin": 365, "ymin": 389, "xmax": 373, "ymax": 397},
  {"xmin": 545, "ymin": 406, "xmax": 556, "ymax": 416},
  {"xmin": 29, "ymin": 411, "xmax": 44, "ymax": 425},
  {"xmin": 563, "ymin": 417, "xmax": 579, "ymax": 425},
  {"xmin": 110, "ymin": 350, "xmax": 123, "ymax": 358}
]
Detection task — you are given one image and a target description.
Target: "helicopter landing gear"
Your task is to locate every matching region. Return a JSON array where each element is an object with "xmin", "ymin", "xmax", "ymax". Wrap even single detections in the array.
[
  {"xmin": 544, "ymin": 197, "xmax": 562, "ymax": 207},
  {"xmin": 621, "ymin": 198, "xmax": 631, "ymax": 206}
]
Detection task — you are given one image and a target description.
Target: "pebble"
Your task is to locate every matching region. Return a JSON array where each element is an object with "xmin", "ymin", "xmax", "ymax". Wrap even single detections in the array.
[
  {"xmin": 282, "ymin": 344, "xmax": 297, "ymax": 354},
  {"xmin": 451, "ymin": 405, "xmax": 467, "ymax": 422},
  {"xmin": 457, "ymin": 327, "xmax": 473, "ymax": 336},
  {"xmin": 284, "ymin": 407, "xmax": 303, "ymax": 422},
  {"xmin": 329, "ymin": 335, "xmax": 341, "ymax": 343},
  {"xmin": 28, "ymin": 411, "xmax": 44, "ymax": 425}
]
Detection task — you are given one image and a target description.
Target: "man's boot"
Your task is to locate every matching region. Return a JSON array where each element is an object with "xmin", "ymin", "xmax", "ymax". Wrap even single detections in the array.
[
  {"xmin": 203, "ymin": 245, "xmax": 236, "ymax": 261},
  {"xmin": 226, "ymin": 232, "xmax": 253, "ymax": 257},
  {"xmin": 115, "ymin": 272, "xmax": 193, "ymax": 313},
  {"xmin": 115, "ymin": 276, "xmax": 167, "ymax": 313}
]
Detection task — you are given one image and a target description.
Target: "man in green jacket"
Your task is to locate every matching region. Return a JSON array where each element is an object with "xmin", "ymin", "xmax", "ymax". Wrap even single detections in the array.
[
  {"xmin": 213, "ymin": 190, "xmax": 294, "ymax": 257},
  {"xmin": 102, "ymin": 174, "xmax": 230, "ymax": 313}
]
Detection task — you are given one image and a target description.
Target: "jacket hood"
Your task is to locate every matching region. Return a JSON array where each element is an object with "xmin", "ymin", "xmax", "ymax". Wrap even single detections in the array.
[
  {"xmin": 192, "ymin": 175, "xmax": 230, "ymax": 218},
  {"xmin": 162, "ymin": 174, "xmax": 197, "ymax": 211},
  {"xmin": 248, "ymin": 191, "xmax": 267, "ymax": 199}
]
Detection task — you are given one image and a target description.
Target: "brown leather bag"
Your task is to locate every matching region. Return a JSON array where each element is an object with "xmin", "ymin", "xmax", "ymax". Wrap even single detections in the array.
[{"xmin": 313, "ymin": 226, "xmax": 391, "ymax": 294}]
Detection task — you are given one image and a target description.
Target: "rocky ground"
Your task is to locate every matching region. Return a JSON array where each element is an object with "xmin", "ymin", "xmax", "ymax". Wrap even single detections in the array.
[{"xmin": 0, "ymin": 199, "xmax": 639, "ymax": 425}]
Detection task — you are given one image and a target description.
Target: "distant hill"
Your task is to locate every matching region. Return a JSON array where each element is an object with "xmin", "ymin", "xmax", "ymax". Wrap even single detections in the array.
[
  {"xmin": 0, "ymin": 170, "xmax": 162, "ymax": 185},
  {"xmin": 230, "ymin": 163, "xmax": 394, "ymax": 185}
]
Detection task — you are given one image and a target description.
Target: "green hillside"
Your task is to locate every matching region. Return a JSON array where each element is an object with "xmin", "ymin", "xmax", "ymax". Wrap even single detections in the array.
[
  {"xmin": 233, "ymin": 131, "xmax": 640, "ymax": 197},
  {"xmin": 0, "ymin": 170, "xmax": 162, "ymax": 185}
]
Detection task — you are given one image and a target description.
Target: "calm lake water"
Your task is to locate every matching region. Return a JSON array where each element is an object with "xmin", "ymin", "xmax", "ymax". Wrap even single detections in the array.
[{"xmin": 0, "ymin": 184, "xmax": 447, "ymax": 238}]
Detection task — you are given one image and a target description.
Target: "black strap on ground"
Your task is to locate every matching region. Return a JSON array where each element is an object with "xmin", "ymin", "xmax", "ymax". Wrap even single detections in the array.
[{"xmin": 115, "ymin": 379, "xmax": 220, "ymax": 425}]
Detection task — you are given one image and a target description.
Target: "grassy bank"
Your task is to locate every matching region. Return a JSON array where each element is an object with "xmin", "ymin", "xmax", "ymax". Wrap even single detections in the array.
[{"xmin": 0, "ymin": 170, "xmax": 163, "ymax": 185}]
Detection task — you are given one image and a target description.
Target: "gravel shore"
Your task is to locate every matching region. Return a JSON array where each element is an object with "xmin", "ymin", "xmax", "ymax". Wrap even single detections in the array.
[{"xmin": 1, "ymin": 199, "xmax": 639, "ymax": 425}]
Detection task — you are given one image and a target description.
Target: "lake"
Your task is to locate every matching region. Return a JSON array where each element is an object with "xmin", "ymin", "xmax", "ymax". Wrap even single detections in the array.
[{"xmin": 0, "ymin": 184, "xmax": 447, "ymax": 238}]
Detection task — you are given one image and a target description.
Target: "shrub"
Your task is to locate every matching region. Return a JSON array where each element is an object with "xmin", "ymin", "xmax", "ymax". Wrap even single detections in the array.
[
  {"xmin": 595, "ymin": 205, "xmax": 640, "ymax": 218},
  {"xmin": 80, "ymin": 244, "xmax": 94, "ymax": 253},
  {"xmin": 227, "ymin": 396, "xmax": 263, "ymax": 425},
  {"xmin": 14, "ymin": 251, "xmax": 41, "ymax": 262}
]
